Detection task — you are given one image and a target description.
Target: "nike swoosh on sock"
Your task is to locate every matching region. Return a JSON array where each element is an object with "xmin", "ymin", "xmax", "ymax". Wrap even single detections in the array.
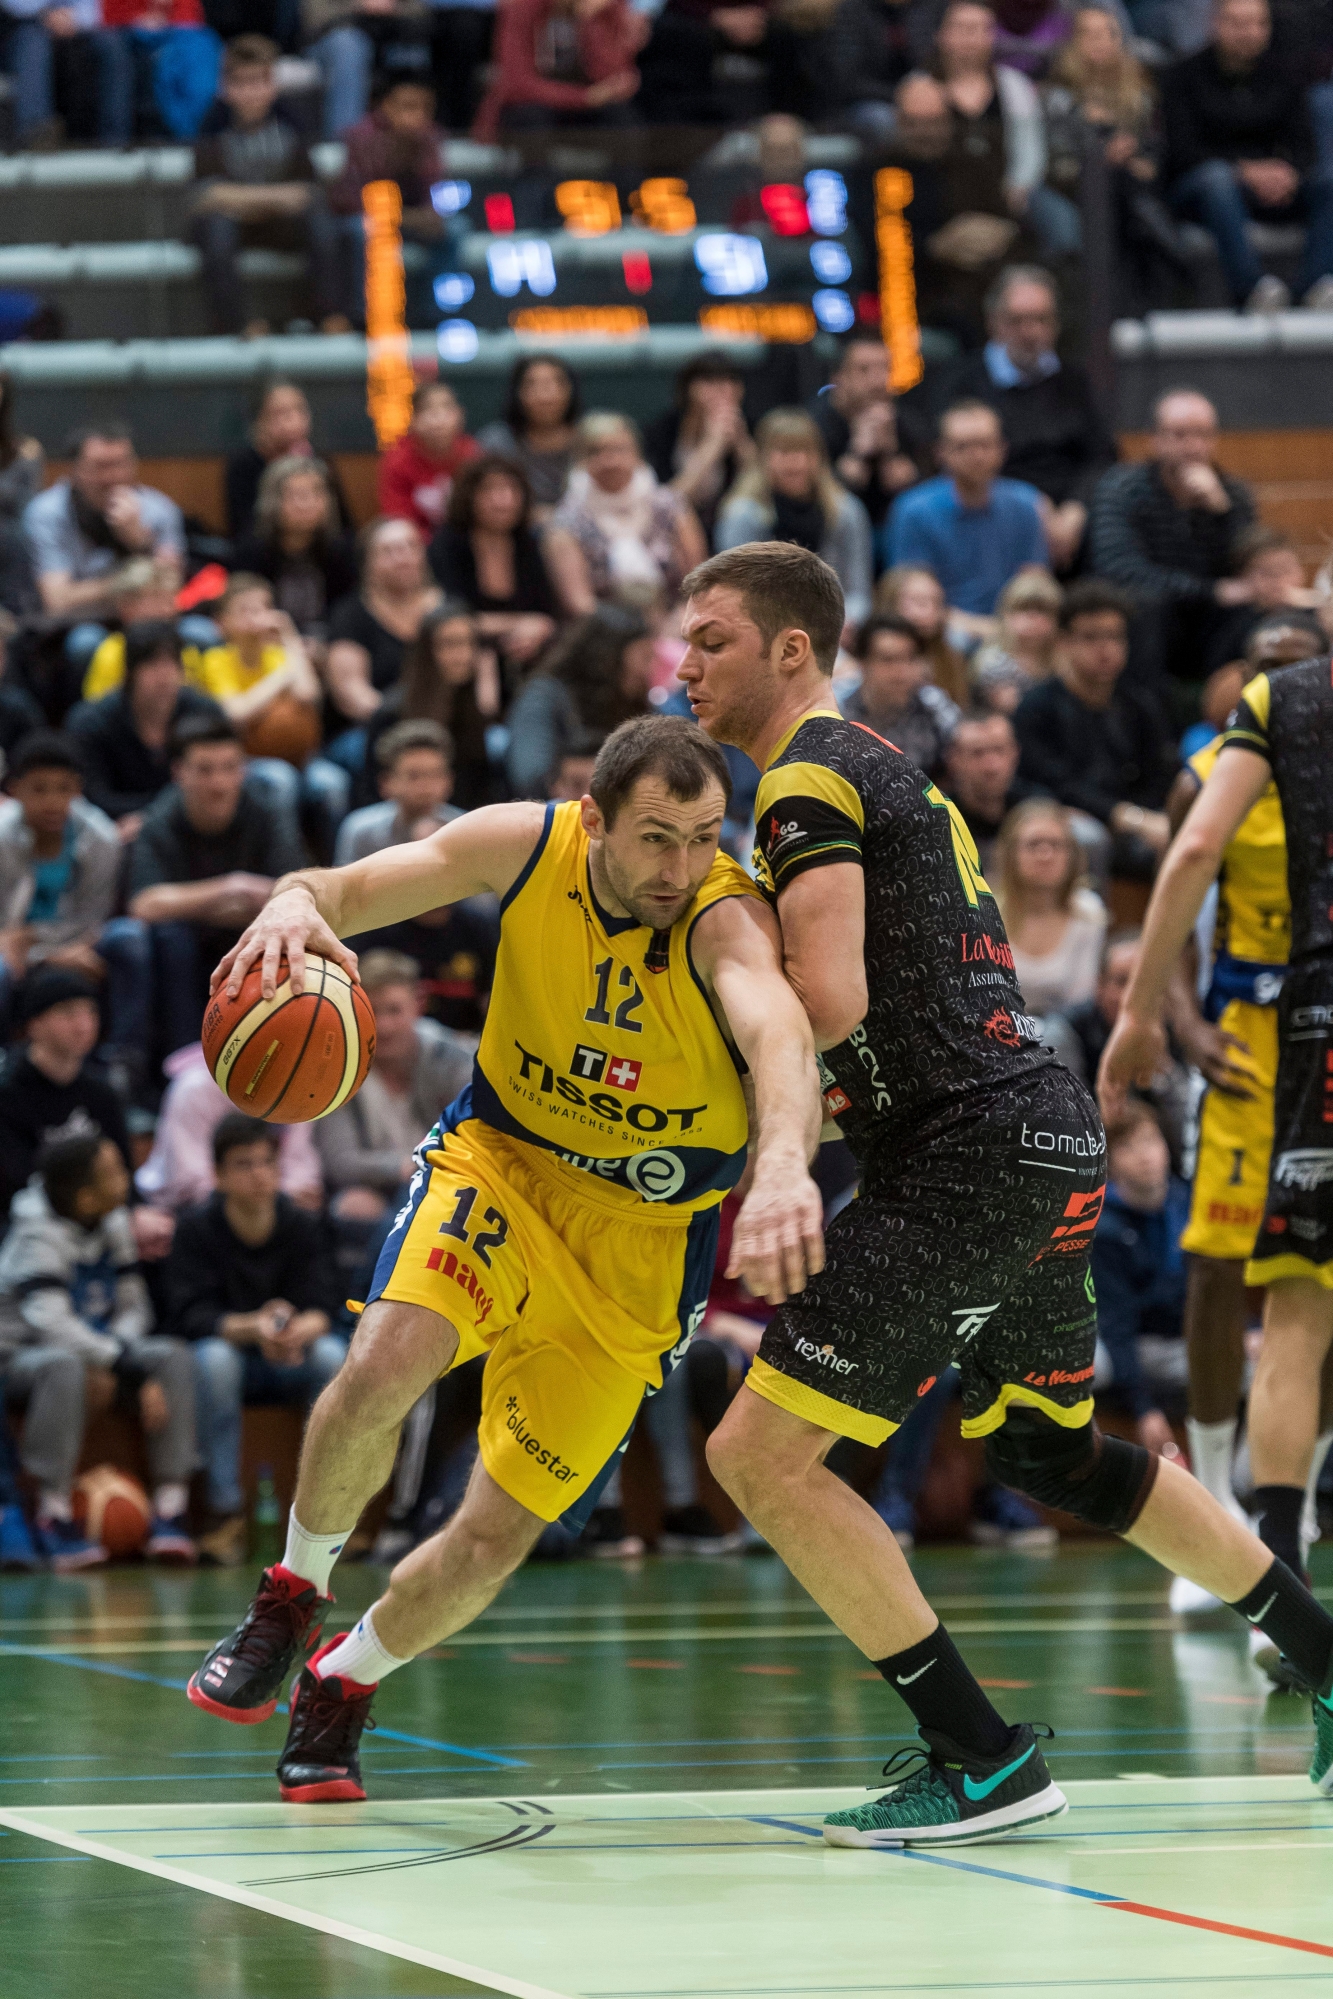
[
  {"xmin": 1246, "ymin": 1592, "xmax": 1278, "ymax": 1624},
  {"xmin": 896, "ymin": 1659, "xmax": 937, "ymax": 1686}
]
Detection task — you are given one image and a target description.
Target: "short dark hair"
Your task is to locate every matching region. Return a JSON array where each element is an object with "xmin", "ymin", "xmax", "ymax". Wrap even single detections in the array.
[
  {"xmin": 675, "ymin": 350, "xmax": 746, "ymax": 404},
  {"xmin": 1059, "ymin": 579, "xmax": 1132, "ymax": 632},
  {"xmin": 590, "ymin": 716, "xmax": 731, "ymax": 830},
  {"xmin": 376, "ymin": 717, "xmax": 454, "ymax": 770},
  {"xmin": 8, "ymin": 729, "xmax": 82, "ymax": 783},
  {"xmin": 213, "ymin": 1113, "xmax": 279, "ymax": 1169},
  {"xmin": 39, "ymin": 1131, "xmax": 109, "ymax": 1220},
  {"xmin": 447, "ymin": 452, "xmax": 531, "ymax": 535},
  {"xmin": 854, "ymin": 613, "xmax": 922, "ymax": 661},
  {"xmin": 683, "ymin": 543, "xmax": 845, "ymax": 675},
  {"xmin": 64, "ymin": 420, "xmax": 133, "ymax": 460},
  {"xmin": 371, "ymin": 70, "xmax": 434, "ymax": 106},
  {"xmin": 124, "ymin": 619, "xmax": 182, "ymax": 679},
  {"xmin": 224, "ymin": 31, "xmax": 278, "ymax": 69},
  {"xmin": 170, "ymin": 714, "xmax": 241, "ymax": 762},
  {"xmin": 413, "ymin": 378, "xmax": 459, "ymax": 418}
]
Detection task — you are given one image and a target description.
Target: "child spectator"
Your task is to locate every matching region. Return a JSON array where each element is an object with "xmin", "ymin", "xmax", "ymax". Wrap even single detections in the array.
[
  {"xmin": 135, "ymin": 1042, "xmax": 323, "ymax": 1214},
  {"xmin": 364, "ymin": 606, "xmax": 497, "ymax": 814},
  {"xmin": 66, "ymin": 621, "xmax": 223, "ymax": 841},
  {"xmin": 473, "ymin": 0, "xmax": 645, "ymax": 137},
  {"xmin": 972, "ymin": 568, "xmax": 1063, "ymax": 713},
  {"xmin": 167, "ymin": 1115, "xmax": 345, "ymax": 1567},
  {"xmin": 327, "ymin": 74, "xmax": 450, "ymax": 326},
  {"xmin": 309, "ymin": 0, "xmax": 434, "ymax": 139},
  {"xmin": 1091, "ymin": 1102, "xmax": 1187, "ymax": 1456},
  {"xmin": 190, "ymin": 34, "xmax": 344, "ymax": 337},
  {"xmin": 97, "ymin": 0, "xmax": 221, "ymax": 142},
  {"xmin": 0, "ymin": 731, "xmax": 152, "ymax": 1061},
  {"xmin": 1045, "ymin": 925, "xmax": 1139, "ymax": 1084},
  {"xmin": 334, "ymin": 718, "xmax": 460, "ymax": 864},
  {"xmin": 1204, "ymin": 525, "xmax": 1314, "ymax": 676},
  {"xmin": 0, "ymin": 1132, "xmax": 197, "ymax": 1567},
  {"xmin": 843, "ymin": 615, "xmax": 961, "ymax": 779},
  {"xmin": 0, "ymin": 969, "xmax": 132, "ymax": 1216},
  {"xmin": 994, "ymin": 797, "xmax": 1107, "ymax": 1016},
  {"xmin": 378, "ymin": 382, "xmax": 481, "ymax": 543},
  {"xmin": 189, "ymin": 573, "xmax": 348, "ymax": 854},
  {"xmin": 883, "ymin": 401, "xmax": 1048, "ymax": 619},
  {"xmin": 312, "ymin": 948, "xmax": 471, "ymax": 1226},
  {"xmin": 126, "ymin": 714, "xmax": 305, "ymax": 1052},
  {"xmin": 873, "ymin": 564, "xmax": 971, "ymax": 706}
]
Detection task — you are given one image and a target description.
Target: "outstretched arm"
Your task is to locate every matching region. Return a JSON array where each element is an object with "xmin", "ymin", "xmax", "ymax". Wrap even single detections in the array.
[
  {"xmin": 1098, "ymin": 745, "xmax": 1270, "ymax": 1120},
  {"xmin": 215, "ymin": 801, "xmax": 547, "ymax": 1000},
  {"xmin": 691, "ymin": 895, "xmax": 825, "ymax": 1306}
]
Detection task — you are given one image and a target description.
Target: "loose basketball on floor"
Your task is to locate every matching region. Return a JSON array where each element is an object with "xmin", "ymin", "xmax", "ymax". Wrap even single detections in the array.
[
  {"xmin": 202, "ymin": 953, "xmax": 375, "ymax": 1124},
  {"xmin": 73, "ymin": 1466, "xmax": 151, "ymax": 1559}
]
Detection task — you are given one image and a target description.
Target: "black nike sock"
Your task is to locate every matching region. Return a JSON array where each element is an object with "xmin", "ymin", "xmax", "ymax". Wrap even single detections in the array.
[
  {"xmin": 874, "ymin": 1625, "xmax": 1012, "ymax": 1756},
  {"xmin": 1232, "ymin": 1558, "xmax": 1333, "ymax": 1692},
  {"xmin": 1252, "ymin": 1484, "xmax": 1304, "ymax": 1574}
]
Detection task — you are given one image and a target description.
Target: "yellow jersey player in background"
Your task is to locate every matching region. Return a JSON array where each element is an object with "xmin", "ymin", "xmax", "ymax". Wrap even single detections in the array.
[
  {"xmin": 1163, "ymin": 620, "xmax": 1333, "ymax": 1622},
  {"xmin": 187, "ymin": 716, "xmax": 824, "ymax": 1802}
]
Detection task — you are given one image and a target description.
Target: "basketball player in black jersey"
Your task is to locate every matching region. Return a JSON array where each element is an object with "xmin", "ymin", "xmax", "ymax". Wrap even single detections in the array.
[{"xmin": 679, "ymin": 542, "xmax": 1333, "ymax": 1846}]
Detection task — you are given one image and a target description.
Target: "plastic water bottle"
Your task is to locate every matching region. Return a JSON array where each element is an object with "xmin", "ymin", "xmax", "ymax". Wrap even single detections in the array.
[{"xmin": 253, "ymin": 1464, "xmax": 283, "ymax": 1565}]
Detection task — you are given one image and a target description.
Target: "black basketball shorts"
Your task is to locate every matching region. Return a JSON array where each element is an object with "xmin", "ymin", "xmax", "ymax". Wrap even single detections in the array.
[
  {"xmin": 1247, "ymin": 959, "xmax": 1333, "ymax": 1289},
  {"xmin": 750, "ymin": 1065, "xmax": 1107, "ymax": 1443}
]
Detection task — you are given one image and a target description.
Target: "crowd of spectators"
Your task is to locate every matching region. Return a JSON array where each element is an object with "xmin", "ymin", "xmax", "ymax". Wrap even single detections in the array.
[{"xmin": 0, "ymin": 253, "xmax": 1326, "ymax": 1568}]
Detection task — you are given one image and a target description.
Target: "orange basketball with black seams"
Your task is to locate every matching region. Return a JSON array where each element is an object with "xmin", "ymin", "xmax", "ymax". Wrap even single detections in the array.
[{"xmin": 202, "ymin": 953, "xmax": 376, "ymax": 1124}]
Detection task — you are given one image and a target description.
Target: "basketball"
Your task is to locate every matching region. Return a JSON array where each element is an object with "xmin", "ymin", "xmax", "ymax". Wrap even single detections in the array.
[
  {"xmin": 202, "ymin": 953, "xmax": 376, "ymax": 1124},
  {"xmin": 73, "ymin": 1466, "xmax": 151, "ymax": 1559}
]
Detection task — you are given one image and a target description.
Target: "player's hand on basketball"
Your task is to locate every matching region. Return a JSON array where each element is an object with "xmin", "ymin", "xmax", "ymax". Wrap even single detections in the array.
[
  {"xmin": 728, "ymin": 1154, "xmax": 825, "ymax": 1305},
  {"xmin": 1096, "ymin": 1013, "xmax": 1167, "ymax": 1124},
  {"xmin": 213, "ymin": 883, "xmax": 359, "ymax": 1002}
]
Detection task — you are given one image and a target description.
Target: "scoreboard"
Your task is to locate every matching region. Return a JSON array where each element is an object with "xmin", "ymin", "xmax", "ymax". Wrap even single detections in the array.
[{"xmin": 426, "ymin": 165, "xmax": 880, "ymax": 360}]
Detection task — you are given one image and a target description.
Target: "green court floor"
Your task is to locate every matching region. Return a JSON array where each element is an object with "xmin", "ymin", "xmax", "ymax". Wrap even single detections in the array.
[{"xmin": 3, "ymin": 1542, "xmax": 1331, "ymax": 1998}]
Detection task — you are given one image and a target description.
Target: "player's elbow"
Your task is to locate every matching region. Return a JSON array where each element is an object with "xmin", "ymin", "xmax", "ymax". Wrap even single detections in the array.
[
  {"xmin": 795, "ymin": 966, "xmax": 868, "ymax": 1049},
  {"xmin": 1172, "ymin": 824, "xmax": 1226, "ymax": 875}
]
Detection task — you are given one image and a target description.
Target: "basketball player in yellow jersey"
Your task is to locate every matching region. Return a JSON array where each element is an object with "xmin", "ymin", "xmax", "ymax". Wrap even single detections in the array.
[{"xmin": 187, "ymin": 717, "xmax": 824, "ymax": 1802}]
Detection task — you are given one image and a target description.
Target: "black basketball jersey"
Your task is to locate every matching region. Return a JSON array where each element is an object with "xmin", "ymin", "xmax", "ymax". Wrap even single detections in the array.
[
  {"xmin": 1224, "ymin": 656, "xmax": 1333, "ymax": 965},
  {"xmin": 752, "ymin": 708, "xmax": 1053, "ymax": 1164}
]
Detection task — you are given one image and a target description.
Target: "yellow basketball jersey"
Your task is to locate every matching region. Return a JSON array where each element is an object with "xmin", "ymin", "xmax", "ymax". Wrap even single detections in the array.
[
  {"xmin": 459, "ymin": 801, "xmax": 760, "ymax": 1213},
  {"xmin": 1188, "ymin": 737, "xmax": 1289, "ymax": 968}
]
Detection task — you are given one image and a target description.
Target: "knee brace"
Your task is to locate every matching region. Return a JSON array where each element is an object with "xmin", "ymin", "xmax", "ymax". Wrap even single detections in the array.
[{"xmin": 985, "ymin": 1411, "xmax": 1157, "ymax": 1533}]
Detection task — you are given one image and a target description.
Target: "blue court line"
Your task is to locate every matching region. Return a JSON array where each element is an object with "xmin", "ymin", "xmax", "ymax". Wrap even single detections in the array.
[
  {"xmin": 0, "ymin": 1855, "xmax": 91, "ymax": 1864},
  {"xmin": 749, "ymin": 1817, "xmax": 1121, "ymax": 1902},
  {"xmin": 0, "ymin": 1647, "xmax": 523, "ymax": 1769}
]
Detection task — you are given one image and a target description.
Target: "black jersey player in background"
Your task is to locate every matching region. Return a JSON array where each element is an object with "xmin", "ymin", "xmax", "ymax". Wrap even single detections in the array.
[
  {"xmin": 1102, "ymin": 652, "xmax": 1333, "ymax": 1682},
  {"xmin": 678, "ymin": 543, "xmax": 1333, "ymax": 1846}
]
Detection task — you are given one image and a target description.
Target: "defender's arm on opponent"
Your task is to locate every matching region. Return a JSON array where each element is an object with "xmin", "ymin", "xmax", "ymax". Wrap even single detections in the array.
[
  {"xmin": 1098, "ymin": 745, "xmax": 1271, "ymax": 1119},
  {"xmin": 691, "ymin": 894, "xmax": 826, "ymax": 1305},
  {"xmin": 766, "ymin": 864, "xmax": 868, "ymax": 1049},
  {"xmin": 213, "ymin": 802, "xmax": 548, "ymax": 999}
]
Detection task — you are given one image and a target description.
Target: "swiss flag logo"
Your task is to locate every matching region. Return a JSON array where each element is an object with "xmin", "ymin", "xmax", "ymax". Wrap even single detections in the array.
[{"xmin": 607, "ymin": 1057, "xmax": 642, "ymax": 1092}]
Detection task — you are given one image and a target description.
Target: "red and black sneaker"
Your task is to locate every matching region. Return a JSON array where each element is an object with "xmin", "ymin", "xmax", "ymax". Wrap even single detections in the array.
[
  {"xmin": 187, "ymin": 1565, "xmax": 330, "ymax": 1725},
  {"xmin": 276, "ymin": 1640, "xmax": 376, "ymax": 1803}
]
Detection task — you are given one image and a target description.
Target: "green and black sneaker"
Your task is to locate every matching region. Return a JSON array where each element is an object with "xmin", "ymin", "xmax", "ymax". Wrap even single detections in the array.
[
  {"xmin": 823, "ymin": 1723, "xmax": 1067, "ymax": 1849},
  {"xmin": 1310, "ymin": 1681, "xmax": 1333, "ymax": 1794}
]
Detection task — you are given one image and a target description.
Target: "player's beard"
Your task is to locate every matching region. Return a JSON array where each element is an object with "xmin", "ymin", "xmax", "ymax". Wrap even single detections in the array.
[
  {"xmin": 599, "ymin": 849, "xmax": 694, "ymax": 931},
  {"xmin": 692, "ymin": 671, "xmax": 774, "ymax": 758}
]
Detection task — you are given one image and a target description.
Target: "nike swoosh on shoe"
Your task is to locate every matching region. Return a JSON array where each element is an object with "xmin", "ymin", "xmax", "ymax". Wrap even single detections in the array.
[{"xmin": 962, "ymin": 1743, "xmax": 1035, "ymax": 1802}]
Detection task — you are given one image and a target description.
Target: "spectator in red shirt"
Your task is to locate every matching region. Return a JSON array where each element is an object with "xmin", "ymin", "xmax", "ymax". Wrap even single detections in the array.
[
  {"xmin": 328, "ymin": 73, "xmax": 450, "ymax": 325},
  {"xmin": 98, "ymin": 0, "xmax": 220, "ymax": 141},
  {"xmin": 472, "ymin": 0, "xmax": 645, "ymax": 138},
  {"xmin": 378, "ymin": 383, "xmax": 480, "ymax": 542}
]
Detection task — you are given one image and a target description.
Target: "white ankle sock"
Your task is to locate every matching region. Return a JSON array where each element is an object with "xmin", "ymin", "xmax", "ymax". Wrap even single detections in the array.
[
  {"xmin": 282, "ymin": 1514, "xmax": 352, "ymax": 1595},
  {"xmin": 1186, "ymin": 1417, "xmax": 1239, "ymax": 1513},
  {"xmin": 153, "ymin": 1483, "xmax": 189, "ymax": 1521},
  {"xmin": 314, "ymin": 1609, "xmax": 408, "ymax": 1688},
  {"xmin": 37, "ymin": 1490, "xmax": 72, "ymax": 1524}
]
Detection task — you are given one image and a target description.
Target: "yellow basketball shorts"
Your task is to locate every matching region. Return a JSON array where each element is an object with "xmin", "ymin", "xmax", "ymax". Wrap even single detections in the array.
[
  {"xmin": 1180, "ymin": 999, "xmax": 1277, "ymax": 1262},
  {"xmin": 367, "ymin": 1118, "xmax": 720, "ymax": 1524}
]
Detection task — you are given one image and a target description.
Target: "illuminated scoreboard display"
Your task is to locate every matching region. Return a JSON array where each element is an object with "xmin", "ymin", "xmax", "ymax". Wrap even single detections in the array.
[{"xmin": 427, "ymin": 165, "xmax": 878, "ymax": 357}]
